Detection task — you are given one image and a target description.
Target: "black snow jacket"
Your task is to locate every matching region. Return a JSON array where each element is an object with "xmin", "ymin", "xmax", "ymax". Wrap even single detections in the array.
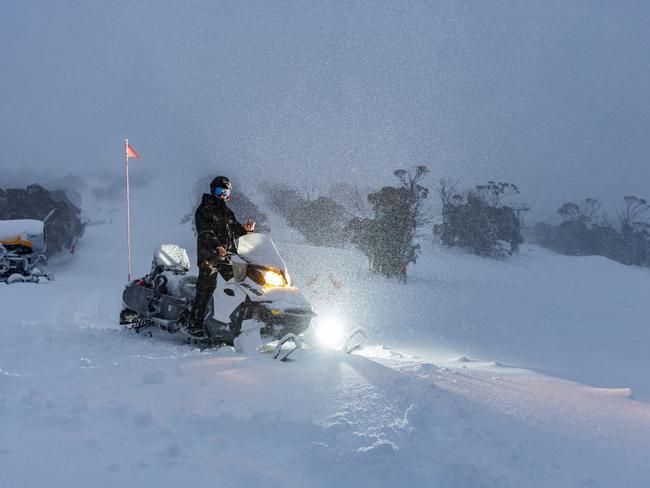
[{"xmin": 195, "ymin": 193, "xmax": 248, "ymax": 266}]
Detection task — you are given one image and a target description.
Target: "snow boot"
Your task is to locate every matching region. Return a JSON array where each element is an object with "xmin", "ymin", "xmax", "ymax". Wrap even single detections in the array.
[{"xmin": 185, "ymin": 316, "xmax": 206, "ymax": 339}]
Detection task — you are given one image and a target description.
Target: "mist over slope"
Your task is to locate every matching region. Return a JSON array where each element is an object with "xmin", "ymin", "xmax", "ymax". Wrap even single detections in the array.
[{"xmin": 2, "ymin": 2, "xmax": 650, "ymax": 215}]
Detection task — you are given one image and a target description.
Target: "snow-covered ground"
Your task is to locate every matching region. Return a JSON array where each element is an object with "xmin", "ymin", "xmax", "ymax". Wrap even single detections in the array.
[{"xmin": 2, "ymin": 184, "xmax": 650, "ymax": 487}]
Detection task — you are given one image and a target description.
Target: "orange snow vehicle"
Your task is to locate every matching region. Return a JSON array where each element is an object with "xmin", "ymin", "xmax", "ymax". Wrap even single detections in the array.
[{"xmin": 0, "ymin": 219, "xmax": 53, "ymax": 283}]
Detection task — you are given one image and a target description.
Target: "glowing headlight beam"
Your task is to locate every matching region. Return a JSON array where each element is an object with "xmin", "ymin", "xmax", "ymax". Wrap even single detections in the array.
[
  {"xmin": 262, "ymin": 270, "xmax": 286, "ymax": 287},
  {"xmin": 315, "ymin": 316, "xmax": 346, "ymax": 349}
]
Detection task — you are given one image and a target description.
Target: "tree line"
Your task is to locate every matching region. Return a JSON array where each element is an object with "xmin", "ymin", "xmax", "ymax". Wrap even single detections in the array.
[
  {"xmin": 535, "ymin": 196, "xmax": 650, "ymax": 266},
  {"xmin": 262, "ymin": 166, "xmax": 528, "ymax": 277},
  {"xmin": 187, "ymin": 170, "xmax": 650, "ymax": 278}
]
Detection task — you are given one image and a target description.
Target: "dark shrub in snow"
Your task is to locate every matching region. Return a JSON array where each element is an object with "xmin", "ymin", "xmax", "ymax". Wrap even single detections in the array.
[
  {"xmin": 284, "ymin": 196, "xmax": 349, "ymax": 247},
  {"xmin": 228, "ymin": 191, "xmax": 270, "ymax": 233},
  {"xmin": 438, "ymin": 181, "xmax": 525, "ymax": 256},
  {"xmin": 0, "ymin": 184, "xmax": 85, "ymax": 256},
  {"xmin": 264, "ymin": 183, "xmax": 349, "ymax": 247},
  {"xmin": 264, "ymin": 183, "xmax": 302, "ymax": 222},
  {"xmin": 536, "ymin": 196, "xmax": 650, "ymax": 267},
  {"xmin": 346, "ymin": 166, "xmax": 429, "ymax": 277}
]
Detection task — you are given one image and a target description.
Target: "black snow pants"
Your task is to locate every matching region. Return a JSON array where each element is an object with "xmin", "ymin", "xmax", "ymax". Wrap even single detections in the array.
[{"xmin": 190, "ymin": 260, "xmax": 233, "ymax": 328}]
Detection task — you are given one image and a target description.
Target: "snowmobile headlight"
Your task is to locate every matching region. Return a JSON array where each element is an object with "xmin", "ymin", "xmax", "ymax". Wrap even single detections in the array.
[{"xmin": 262, "ymin": 270, "xmax": 287, "ymax": 287}]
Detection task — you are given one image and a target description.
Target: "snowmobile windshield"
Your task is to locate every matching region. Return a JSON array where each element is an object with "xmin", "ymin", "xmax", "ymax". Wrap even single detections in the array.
[{"xmin": 236, "ymin": 233, "xmax": 287, "ymax": 274}]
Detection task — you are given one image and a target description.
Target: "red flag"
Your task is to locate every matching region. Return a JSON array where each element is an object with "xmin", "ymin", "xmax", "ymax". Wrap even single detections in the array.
[{"xmin": 126, "ymin": 142, "xmax": 142, "ymax": 160}]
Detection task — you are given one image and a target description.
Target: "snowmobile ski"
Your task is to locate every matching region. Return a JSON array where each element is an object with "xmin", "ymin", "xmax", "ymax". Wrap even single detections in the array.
[
  {"xmin": 343, "ymin": 327, "xmax": 368, "ymax": 354},
  {"xmin": 273, "ymin": 333, "xmax": 302, "ymax": 361}
]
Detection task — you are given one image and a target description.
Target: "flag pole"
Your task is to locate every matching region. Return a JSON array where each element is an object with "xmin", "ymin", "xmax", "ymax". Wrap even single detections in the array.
[{"xmin": 125, "ymin": 138, "xmax": 132, "ymax": 282}]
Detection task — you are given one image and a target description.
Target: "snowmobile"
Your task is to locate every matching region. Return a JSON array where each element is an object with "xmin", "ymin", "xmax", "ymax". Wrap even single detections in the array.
[
  {"xmin": 120, "ymin": 233, "xmax": 318, "ymax": 359},
  {"xmin": 0, "ymin": 219, "xmax": 53, "ymax": 283}
]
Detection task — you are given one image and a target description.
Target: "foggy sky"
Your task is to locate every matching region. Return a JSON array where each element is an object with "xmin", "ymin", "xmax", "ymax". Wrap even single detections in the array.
[{"xmin": 1, "ymin": 1, "xmax": 649, "ymax": 219}]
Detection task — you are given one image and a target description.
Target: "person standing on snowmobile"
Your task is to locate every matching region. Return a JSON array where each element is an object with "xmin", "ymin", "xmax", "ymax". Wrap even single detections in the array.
[{"xmin": 188, "ymin": 176, "xmax": 255, "ymax": 337}]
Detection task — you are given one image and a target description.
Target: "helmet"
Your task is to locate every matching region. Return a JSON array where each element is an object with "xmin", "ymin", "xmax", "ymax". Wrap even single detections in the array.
[{"xmin": 210, "ymin": 176, "xmax": 232, "ymax": 194}]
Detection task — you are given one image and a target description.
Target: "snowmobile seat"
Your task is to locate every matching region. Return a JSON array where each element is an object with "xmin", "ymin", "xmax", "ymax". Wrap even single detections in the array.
[{"xmin": 155, "ymin": 271, "xmax": 191, "ymax": 297}]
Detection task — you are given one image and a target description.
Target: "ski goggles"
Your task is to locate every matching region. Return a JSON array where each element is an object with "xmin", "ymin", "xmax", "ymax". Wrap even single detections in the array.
[{"xmin": 213, "ymin": 187, "xmax": 231, "ymax": 199}]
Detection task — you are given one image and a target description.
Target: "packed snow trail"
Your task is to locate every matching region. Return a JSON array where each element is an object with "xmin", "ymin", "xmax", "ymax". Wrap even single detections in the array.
[{"xmin": 3, "ymin": 185, "xmax": 650, "ymax": 487}]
